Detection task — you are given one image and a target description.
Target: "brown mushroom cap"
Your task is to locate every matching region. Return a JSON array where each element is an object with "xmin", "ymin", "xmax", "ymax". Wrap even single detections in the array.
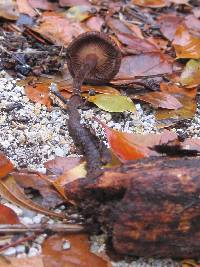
[{"xmin": 66, "ymin": 31, "xmax": 122, "ymax": 85}]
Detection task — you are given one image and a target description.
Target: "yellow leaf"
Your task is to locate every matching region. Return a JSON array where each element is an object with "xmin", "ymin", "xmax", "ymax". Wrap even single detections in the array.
[
  {"xmin": 0, "ymin": 176, "xmax": 65, "ymax": 219},
  {"xmin": 65, "ymin": 5, "xmax": 93, "ymax": 22},
  {"xmin": 88, "ymin": 94, "xmax": 136, "ymax": 113},
  {"xmin": 180, "ymin": 59, "xmax": 200, "ymax": 87}
]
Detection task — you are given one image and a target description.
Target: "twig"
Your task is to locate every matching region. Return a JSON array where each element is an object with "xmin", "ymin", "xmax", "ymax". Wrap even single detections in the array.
[
  {"xmin": 0, "ymin": 223, "xmax": 85, "ymax": 234},
  {"xmin": 0, "ymin": 234, "xmax": 36, "ymax": 253},
  {"xmin": 50, "ymin": 84, "xmax": 104, "ymax": 178}
]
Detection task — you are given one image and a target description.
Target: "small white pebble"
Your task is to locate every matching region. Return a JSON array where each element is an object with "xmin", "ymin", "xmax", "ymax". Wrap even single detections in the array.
[
  {"xmin": 2, "ymin": 247, "xmax": 16, "ymax": 256},
  {"xmin": 28, "ymin": 247, "xmax": 39, "ymax": 257},
  {"xmin": 35, "ymin": 234, "xmax": 47, "ymax": 245},
  {"xmin": 47, "ymin": 219, "xmax": 55, "ymax": 224},
  {"xmin": 62, "ymin": 240, "xmax": 71, "ymax": 250},
  {"xmin": 54, "ymin": 147, "xmax": 66, "ymax": 157},
  {"xmin": 20, "ymin": 217, "xmax": 33, "ymax": 225},
  {"xmin": 16, "ymin": 245, "xmax": 26, "ymax": 254},
  {"xmin": 32, "ymin": 214, "xmax": 44, "ymax": 224}
]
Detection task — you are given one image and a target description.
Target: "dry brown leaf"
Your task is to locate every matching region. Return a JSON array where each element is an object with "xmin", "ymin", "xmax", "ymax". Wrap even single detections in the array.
[
  {"xmin": 24, "ymin": 83, "xmax": 52, "ymax": 110},
  {"xmin": 107, "ymin": 17, "xmax": 133, "ymax": 35},
  {"xmin": 0, "ymin": 0, "xmax": 19, "ymax": 20},
  {"xmin": 100, "ymin": 120, "xmax": 177, "ymax": 162},
  {"xmin": 160, "ymin": 82, "xmax": 197, "ymax": 99},
  {"xmin": 132, "ymin": 0, "xmax": 169, "ymax": 8},
  {"xmin": 170, "ymin": 0, "xmax": 189, "ymax": 4},
  {"xmin": 0, "ymin": 204, "xmax": 20, "ymax": 224},
  {"xmin": 42, "ymin": 234, "xmax": 110, "ymax": 267},
  {"xmin": 0, "ymin": 175, "xmax": 65, "ymax": 219},
  {"xmin": 147, "ymin": 37, "xmax": 168, "ymax": 51},
  {"xmin": 114, "ymin": 53, "xmax": 173, "ymax": 81},
  {"xmin": 155, "ymin": 82, "xmax": 197, "ymax": 126},
  {"xmin": 33, "ymin": 11, "xmax": 88, "ymax": 46},
  {"xmin": 59, "ymin": 0, "xmax": 91, "ymax": 7},
  {"xmin": 0, "ymin": 153, "xmax": 14, "ymax": 179},
  {"xmin": 53, "ymin": 162, "xmax": 86, "ymax": 199},
  {"xmin": 12, "ymin": 170, "xmax": 63, "ymax": 208},
  {"xmin": 157, "ymin": 14, "xmax": 183, "ymax": 41},
  {"xmin": 85, "ymin": 16, "xmax": 104, "ymax": 31},
  {"xmin": 181, "ymin": 138, "xmax": 200, "ymax": 152},
  {"xmin": 132, "ymin": 91, "xmax": 183, "ymax": 109},
  {"xmin": 0, "ymin": 256, "xmax": 44, "ymax": 267},
  {"xmin": 16, "ymin": 0, "xmax": 37, "ymax": 17},
  {"xmin": 185, "ymin": 15, "xmax": 200, "ymax": 36},
  {"xmin": 28, "ymin": 0, "xmax": 57, "ymax": 10},
  {"xmin": 156, "ymin": 95, "xmax": 197, "ymax": 126},
  {"xmin": 116, "ymin": 33, "xmax": 159, "ymax": 54},
  {"xmin": 44, "ymin": 156, "xmax": 83, "ymax": 176},
  {"xmin": 180, "ymin": 59, "xmax": 200, "ymax": 87},
  {"xmin": 181, "ymin": 259, "xmax": 200, "ymax": 267},
  {"xmin": 173, "ymin": 25, "xmax": 200, "ymax": 59}
]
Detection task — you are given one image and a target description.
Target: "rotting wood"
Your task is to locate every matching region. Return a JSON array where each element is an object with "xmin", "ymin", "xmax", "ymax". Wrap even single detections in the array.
[{"xmin": 65, "ymin": 156, "xmax": 200, "ymax": 258}]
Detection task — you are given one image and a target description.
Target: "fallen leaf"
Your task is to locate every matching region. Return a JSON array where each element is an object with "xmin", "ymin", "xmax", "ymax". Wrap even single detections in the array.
[
  {"xmin": 88, "ymin": 94, "xmax": 136, "ymax": 112},
  {"xmin": 0, "ymin": 175, "xmax": 65, "ymax": 219},
  {"xmin": 53, "ymin": 162, "xmax": 86, "ymax": 199},
  {"xmin": 156, "ymin": 95, "xmax": 197, "ymax": 126},
  {"xmin": 170, "ymin": 0, "xmax": 189, "ymax": 4},
  {"xmin": 16, "ymin": 0, "xmax": 37, "ymax": 17},
  {"xmin": 116, "ymin": 32, "xmax": 159, "ymax": 54},
  {"xmin": 0, "ymin": 204, "xmax": 20, "ymax": 224},
  {"xmin": 115, "ymin": 53, "xmax": 173, "ymax": 81},
  {"xmin": 0, "ymin": 256, "xmax": 44, "ymax": 267},
  {"xmin": 28, "ymin": 0, "xmax": 57, "ymax": 10},
  {"xmin": 101, "ymin": 121, "xmax": 177, "ymax": 161},
  {"xmin": 173, "ymin": 25, "xmax": 200, "ymax": 59},
  {"xmin": 181, "ymin": 138, "xmax": 200, "ymax": 152},
  {"xmin": 24, "ymin": 83, "xmax": 52, "ymax": 110},
  {"xmin": 147, "ymin": 37, "xmax": 168, "ymax": 51},
  {"xmin": 59, "ymin": 0, "xmax": 91, "ymax": 7},
  {"xmin": 0, "ymin": 153, "xmax": 14, "ymax": 179},
  {"xmin": 157, "ymin": 14, "xmax": 183, "ymax": 41},
  {"xmin": 132, "ymin": 0, "xmax": 169, "ymax": 8},
  {"xmin": 181, "ymin": 259, "xmax": 200, "ymax": 267},
  {"xmin": 42, "ymin": 234, "xmax": 110, "ymax": 267},
  {"xmin": 160, "ymin": 82, "xmax": 197, "ymax": 99},
  {"xmin": 180, "ymin": 59, "xmax": 200, "ymax": 87},
  {"xmin": 185, "ymin": 15, "xmax": 200, "ymax": 36},
  {"xmin": 85, "ymin": 16, "xmax": 104, "ymax": 31},
  {"xmin": 12, "ymin": 170, "xmax": 63, "ymax": 208},
  {"xmin": 132, "ymin": 91, "xmax": 183, "ymax": 109},
  {"xmin": 156, "ymin": 83, "xmax": 197, "ymax": 126},
  {"xmin": 0, "ymin": 0, "xmax": 19, "ymax": 20},
  {"xmin": 33, "ymin": 11, "xmax": 87, "ymax": 46},
  {"xmin": 123, "ymin": 22, "xmax": 144, "ymax": 39},
  {"xmin": 106, "ymin": 18, "xmax": 133, "ymax": 35},
  {"xmin": 66, "ymin": 5, "xmax": 93, "ymax": 22},
  {"xmin": 44, "ymin": 156, "xmax": 83, "ymax": 176}
]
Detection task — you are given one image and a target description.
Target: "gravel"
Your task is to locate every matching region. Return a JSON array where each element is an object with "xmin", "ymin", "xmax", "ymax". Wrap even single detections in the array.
[{"xmin": 1, "ymin": 70, "xmax": 199, "ymax": 266}]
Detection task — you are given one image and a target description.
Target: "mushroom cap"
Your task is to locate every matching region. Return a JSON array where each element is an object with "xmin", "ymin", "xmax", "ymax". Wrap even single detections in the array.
[{"xmin": 66, "ymin": 31, "xmax": 122, "ymax": 85}]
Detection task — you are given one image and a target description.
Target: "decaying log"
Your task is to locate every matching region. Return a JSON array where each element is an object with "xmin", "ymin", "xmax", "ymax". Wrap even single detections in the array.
[{"xmin": 65, "ymin": 157, "xmax": 200, "ymax": 258}]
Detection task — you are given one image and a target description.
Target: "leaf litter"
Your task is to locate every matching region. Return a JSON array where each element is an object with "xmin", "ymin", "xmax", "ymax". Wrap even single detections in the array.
[{"xmin": 0, "ymin": 0, "xmax": 200, "ymax": 266}]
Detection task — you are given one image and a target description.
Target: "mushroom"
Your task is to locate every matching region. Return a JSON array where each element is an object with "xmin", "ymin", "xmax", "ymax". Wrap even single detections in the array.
[{"xmin": 66, "ymin": 31, "xmax": 121, "ymax": 94}]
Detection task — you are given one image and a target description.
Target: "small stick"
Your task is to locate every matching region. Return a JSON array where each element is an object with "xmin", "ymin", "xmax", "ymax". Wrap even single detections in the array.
[
  {"xmin": 0, "ymin": 234, "xmax": 36, "ymax": 253},
  {"xmin": 0, "ymin": 223, "xmax": 85, "ymax": 234}
]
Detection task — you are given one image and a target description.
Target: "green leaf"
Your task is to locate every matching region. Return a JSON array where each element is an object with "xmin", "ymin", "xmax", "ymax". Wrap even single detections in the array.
[
  {"xmin": 88, "ymin": 94, "xmax": 136, "ymax": 112},
  {"xmin": 180, "ymin": 59, "xmax": 200, "ymax": 87}
]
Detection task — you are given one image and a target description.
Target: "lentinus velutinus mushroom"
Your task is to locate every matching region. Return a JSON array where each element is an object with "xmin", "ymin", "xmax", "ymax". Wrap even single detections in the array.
[{"xmin": 66, "ymin": 31, "xmax": 122, "ymax": 94}]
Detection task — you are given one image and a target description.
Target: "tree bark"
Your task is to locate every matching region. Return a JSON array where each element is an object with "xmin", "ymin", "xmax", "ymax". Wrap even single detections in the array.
[{"xmin": 65, "ymin": 156, "xmax": 200, "ymax": 258}]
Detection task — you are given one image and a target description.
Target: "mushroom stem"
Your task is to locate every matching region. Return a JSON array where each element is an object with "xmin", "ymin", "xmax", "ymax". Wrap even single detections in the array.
[{"xmin": 73, "ymin": 54, "xmax": 98, "ymax": 95}]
